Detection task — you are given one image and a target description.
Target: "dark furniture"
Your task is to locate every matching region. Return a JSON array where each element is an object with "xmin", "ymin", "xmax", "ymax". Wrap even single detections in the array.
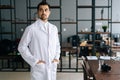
[{"xmin": 87, "ymin": 60, "xmax": 120, "ymax": 80}]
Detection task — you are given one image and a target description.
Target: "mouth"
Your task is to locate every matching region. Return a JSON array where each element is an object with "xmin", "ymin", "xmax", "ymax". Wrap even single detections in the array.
[{"xmin": 42, "ymin": 14, "xmax": 46, "ymax": 17}]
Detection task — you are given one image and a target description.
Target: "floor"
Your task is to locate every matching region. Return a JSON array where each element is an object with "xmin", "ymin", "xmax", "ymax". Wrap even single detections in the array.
[{"xmin": 0, "ymin": 72, "xmax": 83, "ymax": 80}]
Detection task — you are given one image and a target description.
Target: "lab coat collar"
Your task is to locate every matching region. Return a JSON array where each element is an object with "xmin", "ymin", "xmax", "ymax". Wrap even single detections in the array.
[
  {"xmin": 39, "ymin": 19, "xmax": 48, "ymax": 25},
  {"xmin": 37, "ymin": 19, "xmax": 53, "ymax": 33}
]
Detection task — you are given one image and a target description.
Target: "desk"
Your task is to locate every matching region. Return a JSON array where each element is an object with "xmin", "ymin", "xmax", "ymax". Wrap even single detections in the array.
[
  {"xmin": 112, "ymin": 45, "xmax": 120, "ymax": 52},
  {"xmin": 61, "ymin": 47, "xmax": 77, "ymax": 68},
  {"xmin": 88, "ymin": 60, "xmax": 120, "ymax": 80}
]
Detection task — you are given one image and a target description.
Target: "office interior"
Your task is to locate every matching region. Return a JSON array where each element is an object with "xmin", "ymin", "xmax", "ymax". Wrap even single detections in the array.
[{"xmin": 0, "ymin": 0, "xmax": 120, "ymax": 80}]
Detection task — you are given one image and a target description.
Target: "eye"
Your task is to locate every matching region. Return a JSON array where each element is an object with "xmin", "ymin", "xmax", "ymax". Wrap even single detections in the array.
[
  {"xmin": 45, "ymin": 9, "xmax": 49, "ymax": 12},
  {"xmin": 39, "ymin": 9, "xmax": 43, "ymax": 12}
]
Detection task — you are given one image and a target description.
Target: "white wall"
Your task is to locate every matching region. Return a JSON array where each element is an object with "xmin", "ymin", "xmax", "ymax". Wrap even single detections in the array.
[
  {"xmin": 112, "ymin": 0, "xmax": 120, "ymax": 33},
  {"xmin": 1, "ymin": 0, "xmax": 120, "ymax": 41},
  {"xmin": 61, "ymin": 0, "xmax": 76, "ymax": 42}
]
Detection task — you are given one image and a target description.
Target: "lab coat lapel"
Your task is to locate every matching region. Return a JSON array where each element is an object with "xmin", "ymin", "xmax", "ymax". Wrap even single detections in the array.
[
  {"xmin": 48, "ymin": 23, "xmax": 54, "ymax": 34},
  {"xmin": 37, "ymin": 19, "xmax": 48, "ymax": 33},
  {"xmin": 40, "ymin": 25, "xmax": 47, "ymax": 33}
]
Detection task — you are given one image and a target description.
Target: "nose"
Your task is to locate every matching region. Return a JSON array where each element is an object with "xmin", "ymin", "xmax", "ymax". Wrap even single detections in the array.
[{"xmin": 43, "ymin": 10, "xmax": 46, "ymax": 14}]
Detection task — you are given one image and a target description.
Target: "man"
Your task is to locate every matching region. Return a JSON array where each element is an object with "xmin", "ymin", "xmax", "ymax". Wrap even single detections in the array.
[{"xmin": 18, "ymin": 1, "xmax": 60, "ymax": 80}]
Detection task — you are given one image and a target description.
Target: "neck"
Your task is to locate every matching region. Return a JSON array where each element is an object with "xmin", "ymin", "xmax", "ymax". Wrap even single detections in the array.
[
  {"xmin": 43, "ymin": 20, "xmax": 48, "ymax": 23},
  {"xmin": 40, "ymin": 18, "xmax": 48, "ymax": 23}
]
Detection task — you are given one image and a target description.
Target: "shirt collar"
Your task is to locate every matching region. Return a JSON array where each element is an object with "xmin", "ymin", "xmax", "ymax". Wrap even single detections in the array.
[
  {"xmin": 39, "ymin": 19, "xmax": 48, "ymax": 25},
  {"xmin": 37, "ymin": 19, "xmax": 49, "ymax": 33}
]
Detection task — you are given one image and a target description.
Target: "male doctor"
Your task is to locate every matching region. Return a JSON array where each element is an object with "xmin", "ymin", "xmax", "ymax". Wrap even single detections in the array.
[{"xmin": 18, "ymin": 1, "xmax": 60, "ymax": 80}]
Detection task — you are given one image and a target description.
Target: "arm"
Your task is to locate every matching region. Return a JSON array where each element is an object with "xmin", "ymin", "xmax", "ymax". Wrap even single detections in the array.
[
  {"xmin": 18, "ymin": 27, "xmax": 38, "ymax": 67},
  {"xmin": 53, "ymin": 28, "xmax": 61, "ymax": 63}
]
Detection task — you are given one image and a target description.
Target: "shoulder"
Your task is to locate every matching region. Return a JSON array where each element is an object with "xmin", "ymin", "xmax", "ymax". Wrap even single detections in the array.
[
  {"xmin": 25, "ymin": 21, "xmax": 38, "ymax": 31},
  {"xmin": 48, "ymin": 22, "xmax": 58, "ymax": 30}
]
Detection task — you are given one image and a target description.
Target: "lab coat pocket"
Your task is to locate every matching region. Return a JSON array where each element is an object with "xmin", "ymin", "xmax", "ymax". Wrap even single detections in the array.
[
  {"xmin": 32, "ymin": 63, "xmax": 46, "ymax": 80},
  {"xmin": 34, "ymin": 63, "xmax": 45, "ymax": 72},
  {"xmin": 52, "ymin": 62, "xmax": 57, "ymax": 72}
]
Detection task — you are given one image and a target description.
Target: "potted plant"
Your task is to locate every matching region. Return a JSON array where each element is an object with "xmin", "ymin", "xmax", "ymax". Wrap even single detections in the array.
[{"xmin": 102, "ymin": 25, "xmax": 108, "ymax": 32}]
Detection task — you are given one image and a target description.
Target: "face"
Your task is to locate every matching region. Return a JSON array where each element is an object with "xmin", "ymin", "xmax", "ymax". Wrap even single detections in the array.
[{"xmin": 37, "ymin": 5, "xmax": 50, "ymax": 22}]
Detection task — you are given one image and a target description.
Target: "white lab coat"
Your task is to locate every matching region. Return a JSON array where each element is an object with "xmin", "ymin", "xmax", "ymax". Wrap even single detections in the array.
[{"xmin": 18, "ymin": 19, "xmax": 60, "ymax": 80}]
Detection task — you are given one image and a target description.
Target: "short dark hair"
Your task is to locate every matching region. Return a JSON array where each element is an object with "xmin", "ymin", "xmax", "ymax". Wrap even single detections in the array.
[{"xmin": 37, "ymin": 1, "xmax": 50, "ymax": 11}]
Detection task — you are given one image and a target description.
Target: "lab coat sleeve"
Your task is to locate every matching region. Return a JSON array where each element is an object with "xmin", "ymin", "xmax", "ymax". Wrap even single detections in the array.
[
  {"xmin": 54, "ymin": 28, "xmax": 61, "ymax": 60},
  {"xmin": 18, "ymin": 27, "xmax": 38, "ymax": 67}
]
